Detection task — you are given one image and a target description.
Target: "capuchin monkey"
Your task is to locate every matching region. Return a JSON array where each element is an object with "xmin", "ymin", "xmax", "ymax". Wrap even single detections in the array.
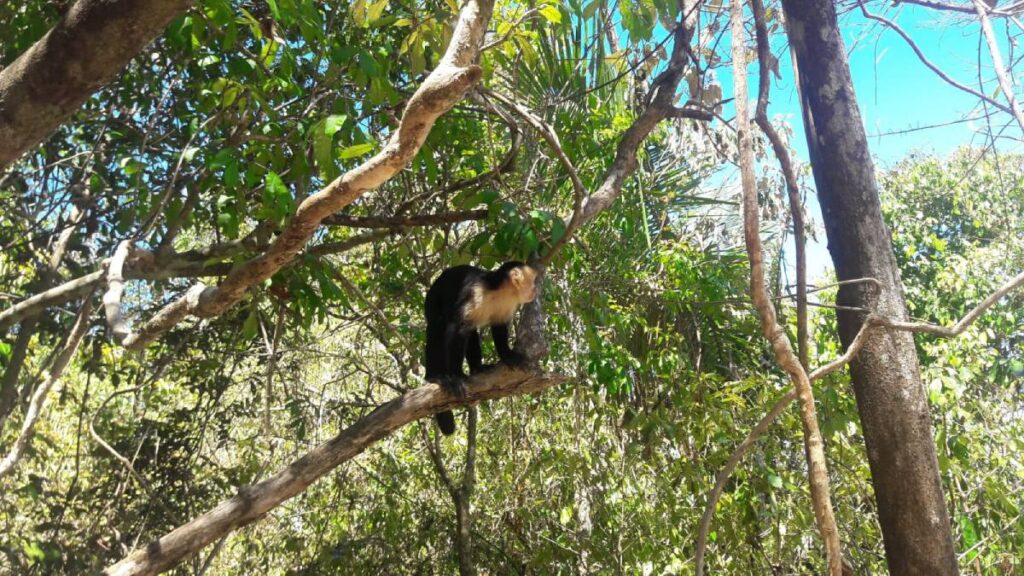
[{"xmin": 424, "ymin": 261, "xmax": 538, "ymax": 435}]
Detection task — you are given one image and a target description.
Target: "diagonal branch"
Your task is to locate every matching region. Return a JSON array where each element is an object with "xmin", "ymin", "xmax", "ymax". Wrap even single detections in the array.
[
  {"xmin": 858, "ymin": 1, "xmax": 1014, "ymax": 115},
  {"xmin": 0, "ymin": 295, "xmax": 94, "ymax": 479},
  {"xmin": 699, "ymin": 3, "xmax": 844, "ymax": 575},
  {"xmin": 119, "ymin": 0, "xmax": 497, "ymax": 351},
  {"xmin": 973, "ymin": 0, "xmax": 1024, "ymax": 131},
  {"xmin": 0, "ymin": 0, "xmax": 193, "ymax": 171},
  {"xmin": 104, "ymin": 367, "xmax": 567, "ymax": 576}
]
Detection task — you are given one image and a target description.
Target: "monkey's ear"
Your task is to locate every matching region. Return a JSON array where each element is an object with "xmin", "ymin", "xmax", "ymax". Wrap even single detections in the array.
[{"xmin": 508, "ymin": 267, "xmax": 524, "ymax": 284}]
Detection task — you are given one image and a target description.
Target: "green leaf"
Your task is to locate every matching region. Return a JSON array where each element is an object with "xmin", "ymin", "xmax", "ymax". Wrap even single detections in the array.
[
  {"xmin": 339, "ymin": 143, "xmax": 375, "ymax": 159},
  {"xmin": 767, "ymin": 473, "xmax": 783, "ymax": 489},
  {"xmin": 324, "ymin": 114, "xmax": 347, "ymax": 136},
  {"xmin": 539, "ymin": 5, "xmax": 563, "ymax": 23}
]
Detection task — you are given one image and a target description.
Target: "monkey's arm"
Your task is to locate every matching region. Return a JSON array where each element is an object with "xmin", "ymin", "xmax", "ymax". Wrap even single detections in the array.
[{"xmin": 491, "ymin": 323, "xmax": 527, "ymax": 367}]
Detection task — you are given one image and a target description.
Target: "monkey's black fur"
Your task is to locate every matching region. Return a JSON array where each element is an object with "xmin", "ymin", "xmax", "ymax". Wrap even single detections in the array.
[{"xmin": 424, "ymin": 262, "xmax": 531, "ymax": 435}]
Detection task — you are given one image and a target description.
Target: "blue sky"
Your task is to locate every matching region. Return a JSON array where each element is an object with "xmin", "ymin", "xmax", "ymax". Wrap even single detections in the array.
[{"xmin": 713, "ymin": 5, "xmax": 1017, "ymax": 279}]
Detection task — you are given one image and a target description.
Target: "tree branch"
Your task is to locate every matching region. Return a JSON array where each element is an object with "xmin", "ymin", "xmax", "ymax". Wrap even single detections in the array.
[
  {"xmin": 973, "ymin": 0, "xmax": 1024, "ymax": 131},
  {"xmin": 119, "ymin": 0, "xmax": 497, "ymax": 351},
  {"xmin": 323, "ymin": 209, "xmax": 488, "ymax": 228},
  {"xmin": 104, "ymin": 367, "xmax": 567, "ymax": 576},
  {"xmin": 0, "ymin": 0, "xmax": 192, "ymax": 171},
  {"xmin": 0, "ymin": 295, "xmax": 94, "ymax": 479},
  {"xmin": 705, "ymin": 4, "xmax": 843, "ymax": 575},
  {"xmin": 858, "ymin": 1, "xmax": 1014, "ymax": 115}
]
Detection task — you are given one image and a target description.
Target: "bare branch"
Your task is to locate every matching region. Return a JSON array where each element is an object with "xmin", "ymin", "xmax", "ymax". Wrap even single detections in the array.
[
  {"xmin": 694, "ymin": 389, "xmax": 798, "ymax": 572},
  {"xmin": 480, "ymin": 89, "xmax": 588, "ymax": 265},
  {"xmin": 323, "ymin": 209, "xmax": 488, "ymax": 228},
  {"xmin": 0, "ymin": 295, "xmax": 94, "ymax": 479},
  {"xmin": 103, "ymin": 241, "xmax": 132, "ymax": 344},
  {"xmin": 752, "ymin": 0, "xmax": 808, "ymax": 368},
  {"xmin": 120, "ymin": 0, "xmax": 497, "ymax": 351},
  {"xmin": 858, "ymin": 2, "xmax": 1014, "ymax": 115},
  {"xmin": 0, "ymin": 270, "xmax": 105, "ymax": 333},
  {"xmin": 973, "ymin": 0, "xmax": 1024, "ymax": 131},
  {"xmin": 104, "ymin": 367, "xmax": 568, "ymax": 576},
  {"xmin": 707, "ymin": 4, "xmax": 843, "ymax": 575}
]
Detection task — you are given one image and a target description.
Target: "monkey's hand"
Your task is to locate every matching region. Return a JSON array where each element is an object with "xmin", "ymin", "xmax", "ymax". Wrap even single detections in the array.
[
  {"xmin": 470, "ymin": 363, "xmax": 497, "ymax": 375},
  {"xmin": 440, "ymin": 375, "xmax": 469, "ymax": 398},
  {"xmin": 500, "ymin": 351, "xmax": 531, "ymax": 370}
]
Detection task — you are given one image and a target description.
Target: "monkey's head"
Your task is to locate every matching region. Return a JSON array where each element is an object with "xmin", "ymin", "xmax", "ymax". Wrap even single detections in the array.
[{"xmin": 499, "ymin": 261, "xmax": 538, "ymax": 304}]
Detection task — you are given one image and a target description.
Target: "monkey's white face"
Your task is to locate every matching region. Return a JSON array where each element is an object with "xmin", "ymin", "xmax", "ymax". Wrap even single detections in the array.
[{"xmin": 510, "ymin": 266, "xmax": 538, "ymax": 303}]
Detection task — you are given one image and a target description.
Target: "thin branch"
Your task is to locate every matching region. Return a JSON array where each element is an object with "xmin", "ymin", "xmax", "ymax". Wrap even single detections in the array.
[
  {"xmin": 858, "ymin": 2, "xmax": 1014, "ymax": 115},
  {"xmin": 694, "ymin": 388, "xmax": 798, "ymax": 573},
  {"xmin": 0, "ymin": 296, "xmax": 94, "ymax": 479},
  {"xmin": 481, "ymin": 8, "xmax": 539, "ymax": 51},
  {"xmin": 104, "ymin": 367, "xmax": 568, "ymax": 576},
  {"xmin": 323, "ymin": 209, "xmax": 487, "ymax": 228},
  {"xmin": 973, "ymin": 0, "xmax": 1024, "ymax": 131},
  {"xmin": 752, "ymin": 0, "xmax": 808, "ymax": 368},
  {"xmin": 705, "ymin": 4, "xmax": 843, "ymax": 575},
  {"xmin": 480, "ymin": 89, "xmax": 588, "ymax": 265}
]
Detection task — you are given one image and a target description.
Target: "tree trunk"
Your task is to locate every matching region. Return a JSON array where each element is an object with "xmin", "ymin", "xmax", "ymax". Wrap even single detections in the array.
[{"xmin": 779, "ymin": 1, "xmax": 959, "ymax": 574}]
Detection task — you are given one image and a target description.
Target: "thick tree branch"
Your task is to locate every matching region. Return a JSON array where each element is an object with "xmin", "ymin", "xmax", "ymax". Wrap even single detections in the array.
[
  {"xmin": 120, "ymin": 0, "xmax": 496, "ymax": 351},
  {"xmin": 0, "ymin": 230, "xmax": 393, "ymax": 334},
  {"xmin": 0, "ymin": 0, "xmax": 192, "ymax": 171},
  {"xmin": 104, "ymin": 367, "xmax": 567, "ymax": 576},
  {"xmin": 703, "ymin": 4, "xmax": 843, "ymax": 575},
  {"xmin": 103, "ymin": 240, "xmax": 133, "ymax": 344}
]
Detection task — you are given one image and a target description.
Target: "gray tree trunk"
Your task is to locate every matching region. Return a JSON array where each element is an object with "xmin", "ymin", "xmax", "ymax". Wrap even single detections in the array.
[
  {"xmin": 779, "ymin": 1, "xmax": 959, "ymax": 574},
  {"xmin": 0, "ymin": 0, "xmax": 191, "ymax": 171}
]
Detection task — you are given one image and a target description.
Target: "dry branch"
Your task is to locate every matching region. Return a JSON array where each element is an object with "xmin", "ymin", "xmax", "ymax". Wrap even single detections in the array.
[
  {"xmin": 0, "ymin": 296, "xmax": 94, "ymax": 479},
  {"xmin": 697, "ymin": 268, "xmax": 1024, "ymax": 573},
  {"xmin": 973, "ymin": 0, "xmax": 1024, "ymax": 131},
  {"xmin": 0, "ymin": 0, "xmax": 192, "ymax": 171},
  {"xmin": 119, "ymin": 0, "xmax": 497, "ymax": 351},
  {"xmin": 703, "ymin": 3, "xmax": 843, "ymax": 574},
  {"xmin": 104, "ymin": 367, "xmax": 567, "ymax": 576},
  {"xmin": 751, "ymin": 0, "xmax": 808, "ymax": 367}
]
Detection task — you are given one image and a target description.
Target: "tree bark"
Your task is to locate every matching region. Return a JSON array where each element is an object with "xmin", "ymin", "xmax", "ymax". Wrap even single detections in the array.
[
  {"xmin": 780, "ymin": 1, "xmax": 959, "ymax": 574},
  {"xmin": 0, "ymin": 0, "xmax": 191, "ymax": 171},
  {"xmin": 104, "ymin": 368, "xmax": 565, "ymax": 576}
]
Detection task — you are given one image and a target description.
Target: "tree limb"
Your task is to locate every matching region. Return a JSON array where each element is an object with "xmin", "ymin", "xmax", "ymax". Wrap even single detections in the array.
[
  {"xmin": 104, "ymin": 367, "xmax": 567, "ymax": 576},
  {"xmin": 705, "ymin": 4, "xmax": 843, "ymax": 574},
  {"xmin": 973, "ymin": 0, "xmax": 1024, "ymax": 131},
  {"xmin": 120, "ymin": 0, "xmax": 497, "ymax": 351},
  {"xmin": 0, "ymin": 0, "xmax": 192, "ymax": 171}
]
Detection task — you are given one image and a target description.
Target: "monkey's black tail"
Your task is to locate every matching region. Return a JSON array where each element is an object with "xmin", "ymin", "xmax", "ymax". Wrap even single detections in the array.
[{"xmin": 434, "ymin": 411, "xmax": 456, "ymax": 435}]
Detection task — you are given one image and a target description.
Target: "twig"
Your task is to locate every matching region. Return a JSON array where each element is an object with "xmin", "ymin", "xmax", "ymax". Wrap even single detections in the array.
[
  {"xmin": 0, "ymin": 296, "xmax": 94, "ymax": 479},
  {"xmin": 859, "ymin": 2, "xmax": 1014, "ymax": 115},
  {"xmin": 973, "ymin": 0, "xmax": 1024, "ymax": 131},
  {"xmin": 480, "ymin": 89, "xmax": 587, "ymax": 264}
]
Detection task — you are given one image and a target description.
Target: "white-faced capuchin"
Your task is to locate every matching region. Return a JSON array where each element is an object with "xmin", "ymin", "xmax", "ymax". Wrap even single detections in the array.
[{"xmin": 424, "ymin": 261, "xmax": 538, "ymax": 435}]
